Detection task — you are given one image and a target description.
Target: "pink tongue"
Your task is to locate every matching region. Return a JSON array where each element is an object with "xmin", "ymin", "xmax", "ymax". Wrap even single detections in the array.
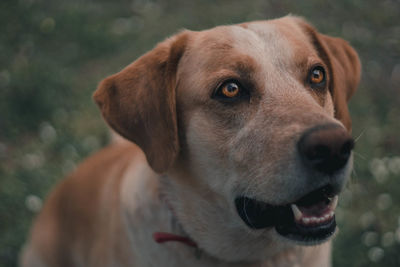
[{"xmin": 298, "ymin": 201, "xmax": 329, "ymax": 217}]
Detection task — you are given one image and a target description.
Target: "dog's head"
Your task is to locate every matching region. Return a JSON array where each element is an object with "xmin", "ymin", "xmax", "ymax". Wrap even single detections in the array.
[{"xmin": 94, "ymin": 16, "xmax": 360, "ymax": 262}]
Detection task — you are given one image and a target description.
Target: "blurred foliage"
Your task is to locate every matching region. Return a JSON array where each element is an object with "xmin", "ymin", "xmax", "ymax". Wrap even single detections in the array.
[{"xmin": 0, "ymin": 0, "xmax": 399, "ymax": 266}]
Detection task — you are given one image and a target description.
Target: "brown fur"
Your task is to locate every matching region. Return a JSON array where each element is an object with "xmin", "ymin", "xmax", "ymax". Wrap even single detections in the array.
[
  {"xmin": 93, "ymin": 32, "xmax": 189, "ymax": 173},
  {"xmin": 298, "ymin": 20, "xmax": 361, "ymax": 130}
]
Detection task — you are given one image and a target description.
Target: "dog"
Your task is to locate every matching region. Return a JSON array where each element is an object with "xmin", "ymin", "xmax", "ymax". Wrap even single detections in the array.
[{"xmin": 21, "ymin": 15, "xmax": 361, "ymax": 267}]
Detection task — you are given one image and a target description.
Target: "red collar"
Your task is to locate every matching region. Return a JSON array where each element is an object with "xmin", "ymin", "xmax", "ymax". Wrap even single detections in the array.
[{"xmin": 153, "ymin": 232, "xmax": 197, "ymax": 247}]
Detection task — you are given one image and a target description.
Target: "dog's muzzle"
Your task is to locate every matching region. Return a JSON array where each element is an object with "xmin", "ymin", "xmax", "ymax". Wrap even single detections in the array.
[{"xmin": 235, "ymin": 124, "xmax": 354, "ymax": 244}]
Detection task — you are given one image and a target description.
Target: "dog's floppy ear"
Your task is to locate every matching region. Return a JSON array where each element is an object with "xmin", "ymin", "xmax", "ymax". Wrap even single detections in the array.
[
  {"xmin": 300, "ymin": 21, "xmax": 361, "ymax": 131},
  {"xmin": 93, "ymin": 31, "xmax": 189, "ymax": 173}
]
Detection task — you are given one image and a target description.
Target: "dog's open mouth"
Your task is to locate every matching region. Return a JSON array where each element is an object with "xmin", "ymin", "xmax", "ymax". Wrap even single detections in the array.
[{"xmin": 235, "ymin": 184, "xmax": 338, "ymax": 244}]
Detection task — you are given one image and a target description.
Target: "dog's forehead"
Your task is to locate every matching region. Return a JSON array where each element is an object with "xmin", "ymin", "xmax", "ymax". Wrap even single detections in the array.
[
  {"xmin": 176, "ymin": 17, "xmax": 322, "ymax": 103},
  {"xmin": 186, "ymin": 17, "xmax": 316, "ymax": 71}
]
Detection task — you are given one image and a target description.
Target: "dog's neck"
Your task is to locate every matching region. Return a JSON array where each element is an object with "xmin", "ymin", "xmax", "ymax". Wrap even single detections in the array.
[
  {"xmin": 119, "ymin": 163, "xmax": 216, "ymax": 266},
  {"xmin": 119, "ymin": 161, "xmax": 330, "ymax": 267},
  {"xmin": 152, "ymin": 185, "xmax": 199, "ymax": 248}
]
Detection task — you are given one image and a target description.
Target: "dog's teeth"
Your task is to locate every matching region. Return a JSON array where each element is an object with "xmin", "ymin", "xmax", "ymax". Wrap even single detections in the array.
[
  {"xmin": 302, "ymin": 217, "xmax": 310, "ymax": 224},
  {"xmin": 330, "ymin": 196, "xmax": 338, "ymax": 210},
  {"xmin": 291, "ymin": 204, "xmax": 303, "ymax": 221}
]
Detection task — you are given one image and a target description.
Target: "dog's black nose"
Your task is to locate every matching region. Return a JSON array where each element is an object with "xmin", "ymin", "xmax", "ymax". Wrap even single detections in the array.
[{"xmin": 298, "ymin": 124, "xmax": 354, "ymax": 174}]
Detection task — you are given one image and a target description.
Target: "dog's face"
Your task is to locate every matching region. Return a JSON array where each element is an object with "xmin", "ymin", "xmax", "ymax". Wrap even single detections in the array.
[{"xmin": 94, "ymin": 16, "xmax": 360, "ymax": 262}]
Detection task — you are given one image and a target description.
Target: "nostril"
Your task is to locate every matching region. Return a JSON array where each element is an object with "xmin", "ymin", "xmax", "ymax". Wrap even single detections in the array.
[
  {"xmin": 305, "ymin": 144, "xmax": 331, "ymax": 167},
  {"xmin": 298, "ymin": 124, "xmax": 354, "ymax": 174},
  {"xmin": 310, "ymin": 145, "xmax": 331, "ymax": 161}
]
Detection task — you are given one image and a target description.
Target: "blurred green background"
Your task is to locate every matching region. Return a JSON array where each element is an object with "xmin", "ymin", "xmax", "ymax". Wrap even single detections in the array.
[{"xmin": 1, "ymin": 0, "xmax": 399, "ymax": 266}]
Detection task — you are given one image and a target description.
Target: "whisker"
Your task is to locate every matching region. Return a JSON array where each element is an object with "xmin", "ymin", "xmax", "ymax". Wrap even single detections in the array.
[
  {"xmin": 353, "ymin": 151, "xmax": 367, "ymax": 161},
  {"xmin": 351, "ymin": 166, "xmax": 358, "ymax": 180},
  {"xmin": 354, "ymin": 129, "xmax": 366, "ymax": 143}
]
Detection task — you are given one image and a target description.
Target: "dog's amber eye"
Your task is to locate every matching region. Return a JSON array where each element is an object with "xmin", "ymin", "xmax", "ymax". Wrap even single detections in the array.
[
  {"xmin": 311, "ymin": 69, "xmax": 324, "ymax": 83},
  {"xmin": 213, "ymin": 80, "xmax": 249, "ymax": 102},
  {"xmin": 309, "ymin": 66, "xmax": 326, "ymax": 87},
  {"xmin": 221, "ymin": 82, "xmax": 240, "ymax": 98}
]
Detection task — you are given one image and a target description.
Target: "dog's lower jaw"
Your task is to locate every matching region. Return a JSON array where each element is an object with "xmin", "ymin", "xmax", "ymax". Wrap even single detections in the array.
[
  {"xmin": 115, "ymin": 158, "xmax": 333, "ymax": 267},
  {"xmin": 157, "ymin": 174, "xmax": 331, "ymax": 265}
]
